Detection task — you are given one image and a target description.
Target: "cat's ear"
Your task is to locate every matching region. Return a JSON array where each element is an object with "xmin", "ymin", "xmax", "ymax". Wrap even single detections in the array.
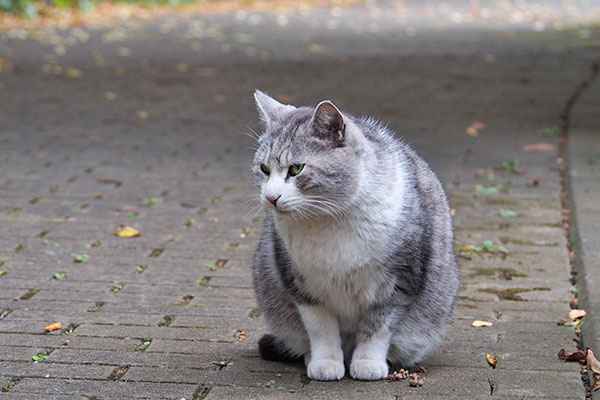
[
  {"xmin": 254, "ymin": 90, "xmax": 296, "ymax": 125},
  {"xmin": 312, "ymin": 101, "xmax": 345, "ymax": 145}
]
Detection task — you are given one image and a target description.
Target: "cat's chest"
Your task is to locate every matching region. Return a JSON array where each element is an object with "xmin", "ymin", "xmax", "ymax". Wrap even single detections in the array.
[
  {"xmin": 277, "ymin": 215, "xmax": 390, "ymax": 272},
  {"xmin": 275, "ymin": 215, "xmax": 392, "ymax": 326}
]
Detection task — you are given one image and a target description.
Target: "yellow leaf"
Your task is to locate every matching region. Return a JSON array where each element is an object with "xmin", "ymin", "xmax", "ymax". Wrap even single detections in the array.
[
  {"xmin": 471, "ymin": 320, "xmax": 493, "ymax": 327},
  {"xmin": 486, "ymin": 353, "xmax": 497, "ymax": 368},
  {"xmin": 568, "ymin": 309, "xmax": 586, "ymax": 321},
  {"xmin": 44, "ymin": 321, "xmax": 62, "ymax": 332},
  {"xmin": 466, "ymin": 127, "xmax": 479, "ymax": 137},
  {"xmin": 65, "ymin": 67, "xmax": 82, "ymax": 79},
  {"xmin": 466, "ymin": 121, "xmax": 486, "ymax": 137},
  {"xmin": 115, "ymin": 226, "xmax": 141, "ymax": 238}
]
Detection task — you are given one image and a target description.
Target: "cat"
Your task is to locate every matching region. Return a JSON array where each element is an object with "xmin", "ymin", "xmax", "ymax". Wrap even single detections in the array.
[{"xmin": 250, "ymin": 90, "xmax": 459, "ymax": 381}]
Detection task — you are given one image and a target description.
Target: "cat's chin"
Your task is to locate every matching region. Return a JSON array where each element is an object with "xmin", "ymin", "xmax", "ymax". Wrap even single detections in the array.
[{"xmin": 272, "ymin": 207, "xmax": 292, "ymax": 215}]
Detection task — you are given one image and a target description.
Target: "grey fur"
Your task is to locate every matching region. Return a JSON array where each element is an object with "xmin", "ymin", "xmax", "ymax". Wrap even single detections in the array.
[{"xmin": 251, "ymin": 90, "xmax": 459, "ymax": 373}]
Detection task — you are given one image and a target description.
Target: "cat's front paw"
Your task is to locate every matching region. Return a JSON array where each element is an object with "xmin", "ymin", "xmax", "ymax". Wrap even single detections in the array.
[
  {"xmin": 307, "ymin": 359, "xmax": 345, "ymax": 381},
  {"xmin": 350, "ymin": 359, "xmax": 389, "ymax": 381}
]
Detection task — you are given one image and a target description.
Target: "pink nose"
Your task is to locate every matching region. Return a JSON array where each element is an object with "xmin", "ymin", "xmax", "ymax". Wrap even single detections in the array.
[{"xmin": 266, "ymin": 195, "xmax": 281, "ymax": 206}]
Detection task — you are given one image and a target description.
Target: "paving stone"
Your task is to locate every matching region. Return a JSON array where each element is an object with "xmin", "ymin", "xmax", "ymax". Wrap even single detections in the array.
[
  {"xmin": 10, "ymin": 378, "xmax": 197, "ymax": 398},
  {"xmin": 0, "ymin": 361, "xmax": 114, "ymax": 380}
]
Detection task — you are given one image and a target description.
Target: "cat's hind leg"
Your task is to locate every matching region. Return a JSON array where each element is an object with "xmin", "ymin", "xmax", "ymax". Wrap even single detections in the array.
[
  {"xmin": 387, "ymin": 325, "xmax": 444, "ymax": 368},
  {"xmin": 258, "ymin": 334, "xmax": 305, "ymax": 363}
]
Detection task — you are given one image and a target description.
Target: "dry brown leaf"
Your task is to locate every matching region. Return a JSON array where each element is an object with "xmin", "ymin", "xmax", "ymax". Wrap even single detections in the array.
[
  {"xmin": 471, "ymin": 320, "xmax": 494, "ymax": 328},
  {"xmin": 558, "ymin": 348, "xmax": 586, "ymax": 362},
  {"xmin": 387, "ymin": 369, "xmax": 409, "ymax": 380},
  {"xmin": 466, "ymin": 121, "xmax": 486, "ymax": 137},
  {"xmin": 115, "ymin": 226, "xmax": 141, "ymax": 238},
  {"xmin": 234, "ymin": 329, "xmax": 246, "ymax": 342},
  {"xmin": 409, "ymin": 373, "xmax": 424, "ymax": 387},
  {"xmin": 568, "ymin": 309, "xmax": 587, "ymax": 321},
  {"xmin": 588, "ymin": 349, "xmax": 600, "ymax": 391},
  {"xmin": 570, "ymin": 298, "xmax": 578, "ymax": 309},
  {"xmin": 44, "ymin": 321, "xmax": 62, "ymax": 332},
  {"xmin": 415, "ymin": 365, "xmax": 428, "ymax": 374},
  {"xmin": 486, "ymin": 353, "xmax": 497, "ymax": 368},
  {"xmin": 521, "ymin": 142, "xmax": 556, "ymax": 152},
  {"xmin": 180, "ymin": 201, "xmax": 199, "ymax": 209}
]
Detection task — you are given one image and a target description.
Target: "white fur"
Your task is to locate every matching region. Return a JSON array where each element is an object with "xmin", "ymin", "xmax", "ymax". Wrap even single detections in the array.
[
  {"xmin": 350, "ymin": 323, "xmax": 392, "ymax": 380},
  {"xmin": 298, "ymin": 305, "xmax": 345, "ymax": 381},
  {"xmin": 273, "ymin": 136, "xmax": 406, "ymax": 327},
  {"xmin": 269, "ymin": 131, "xmax": 407, "ymax": 379}
]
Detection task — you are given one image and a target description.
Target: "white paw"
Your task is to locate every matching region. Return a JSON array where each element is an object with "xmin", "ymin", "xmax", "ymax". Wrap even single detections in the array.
[
  {"xmin": 350, "ymin": 359, "xmax": 389, "ymax": 381},
  {"xmin": 307, "ymin": 359, "xmax": 345, "ymax": 381}
]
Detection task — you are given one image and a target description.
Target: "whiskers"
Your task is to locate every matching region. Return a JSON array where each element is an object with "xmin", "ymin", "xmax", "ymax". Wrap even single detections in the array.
[
  {"xmin": 285, "ymin": 195, "xmax": 346, "ymax": 223},
  {"xmin": 243, "ymin": 195, "xmax": 266, "ymax": 230},
  {"xmin": 240, "ymin": 126, "xmax": 260, "ymax": 143}
]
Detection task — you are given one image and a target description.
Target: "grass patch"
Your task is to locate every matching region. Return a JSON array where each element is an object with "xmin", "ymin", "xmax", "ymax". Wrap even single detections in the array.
[
  {"xmin": 20, "ymin": 288, "xmax": 40, "ymax": 300},
  {"xmin": 134, "ymin": 339, "xmax": 151, "ymax": 352}
]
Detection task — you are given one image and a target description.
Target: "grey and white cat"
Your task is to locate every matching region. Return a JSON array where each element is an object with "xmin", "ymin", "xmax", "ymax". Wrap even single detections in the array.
[{"xmin": 251, "ymin": 90, "xmax": 459, "ymax": 381}]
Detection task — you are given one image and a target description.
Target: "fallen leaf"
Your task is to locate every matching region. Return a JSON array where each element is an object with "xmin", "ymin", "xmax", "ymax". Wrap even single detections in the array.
[
  {"xmin": 558, "ymin": 348, "xmax": 586, "ymax": 362},
  {"xmin": 71, "ymin": 253, "xmax": 89, "ymax": 263},
  {"xmin": 234, "ymin": 329, "xmax": 246, "ymax": 342},
  {"xmin": 486, "ymin": 353, "xmax": 497, "ymax": 368},
  {"xmin": 588, "ymin": 349, "xmax": 600, "ymax": 391},
  {"xmin": 570, "ymin": 298, "xmax": 578, "ymax": 309},
  {"xmin": 471, "ymin": 320, "xmax": 494, "ymax": 327},
  {"xmin": 568, "ymin": 309, "xmax": 586, "ymax": 321},
  {"xmin": 115, "ymin": 226, "xmax": 141, "ymax": 238},
  {"xmin": 387, "ymin": 369, "xmax": 409, "ymax": 380},
  {"xmin": 527, "ymin": 177, "xmax": 540, "ymax": 187},
  {"xmin": 65, "ymin": 67, "xmax": 82, "ymax": 79},
  {"xmin": 409, "ymin": 373, "xmax": 424, "ymax": 387},
  {"xmin": 180, "ymin": 201, "xmax": 199, "ymax": 209},
  {"xmin": 466, "ymin": 121, "xmax": 486, "ymax": 137},
  {"xmin": 44, "ymin": 321, "xmax": 62, "ymax": 332},
  {"xmin": 415, "ymin": 365, "xmax": 428, "ymax": 373},
  {"xmin": 521, "ymin": 142, "xmax": 556, "ymax": 152}
]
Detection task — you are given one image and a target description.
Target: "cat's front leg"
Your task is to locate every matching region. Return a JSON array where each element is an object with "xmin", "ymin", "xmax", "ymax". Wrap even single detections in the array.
[
  {"xmin": 297, "ymin": 304, "xmax": 345, "ymax": 381},
  {"xmin": 350, "ymin": 316, "xmax": 392, "ymax": 381}
]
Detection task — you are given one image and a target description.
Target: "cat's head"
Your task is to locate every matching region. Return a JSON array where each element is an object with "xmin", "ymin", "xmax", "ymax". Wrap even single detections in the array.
[{"xmin": 252, "ymin": 90, "xmax": 363, "ymax": 220}]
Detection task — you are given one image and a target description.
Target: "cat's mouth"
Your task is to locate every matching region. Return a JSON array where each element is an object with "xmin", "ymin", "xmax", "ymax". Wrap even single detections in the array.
[{"xmin": 272, "ymin": 205, "xmax": 291, "ymax": 214}]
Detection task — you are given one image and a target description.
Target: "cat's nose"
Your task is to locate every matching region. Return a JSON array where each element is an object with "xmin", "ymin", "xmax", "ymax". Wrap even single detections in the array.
[{"xmin": 266, "ymin": 195, "xmax": 281, "ymax": 206}]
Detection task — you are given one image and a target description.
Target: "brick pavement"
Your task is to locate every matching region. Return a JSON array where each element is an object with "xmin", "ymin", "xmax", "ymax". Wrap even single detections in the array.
[{"xmin": 1, "ymin": 2, "xmax": 600, "ymax": 399}]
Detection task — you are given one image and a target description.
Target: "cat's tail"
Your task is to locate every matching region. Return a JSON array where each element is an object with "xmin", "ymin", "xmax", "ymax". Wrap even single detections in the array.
[{"xmin": 258, "ymin": 334, "xmax": 304, "ymax": 363}]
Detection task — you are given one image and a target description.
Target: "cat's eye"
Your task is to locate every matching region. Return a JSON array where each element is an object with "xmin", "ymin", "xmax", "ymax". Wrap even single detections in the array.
[
  {"xmin": 260, "ymin": 164, "xmax": 270, "ymax": 175},
  {"xmin": 288, "ymin": 164, "xmax": 305, "ymax": 177}
]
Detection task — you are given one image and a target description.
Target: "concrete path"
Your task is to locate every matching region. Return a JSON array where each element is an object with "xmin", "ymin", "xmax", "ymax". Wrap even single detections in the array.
[{"xmin": 1, "ymin": 1, "xmax": 599, "ymax": 398}]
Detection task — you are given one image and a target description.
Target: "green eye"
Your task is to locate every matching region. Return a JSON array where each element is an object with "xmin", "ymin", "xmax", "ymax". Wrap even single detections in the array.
[
  {"xmin": 260, "ymin": 164, "xmax": 270, "ymax": 175},
  {"xmin": 289, "ymin": 164, "xmax": 305, "ymax": 177}
]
